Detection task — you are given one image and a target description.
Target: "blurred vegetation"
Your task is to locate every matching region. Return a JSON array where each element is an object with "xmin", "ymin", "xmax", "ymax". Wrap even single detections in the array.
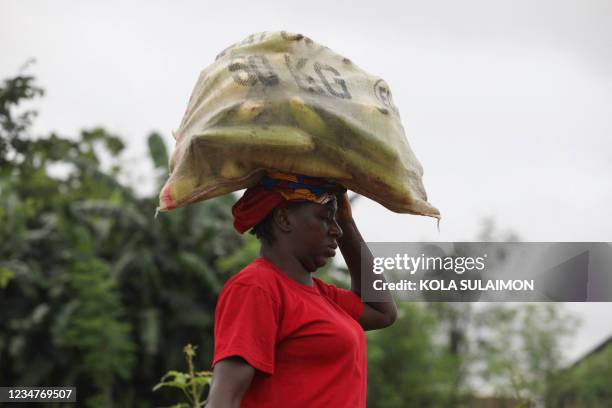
[
  {"xmin": 471, "ymin": 304, "xmax": 578, "ymax": 406},
  {"xmin": 0, "ymin": 71, "xmax": 605, "ymax": 407},
  {"xmin": 546, "ymin": 339, "xmax": 612, "ymax": 407},
  {"xmin": 0, "ymin": 72, "xmax": 243, "ymax": 407}
]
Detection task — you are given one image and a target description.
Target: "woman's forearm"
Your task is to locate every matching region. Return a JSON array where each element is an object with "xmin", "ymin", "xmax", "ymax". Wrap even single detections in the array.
[{"xmin": 337, "ymin": 217, "xmax": 396, "ymax": 319}]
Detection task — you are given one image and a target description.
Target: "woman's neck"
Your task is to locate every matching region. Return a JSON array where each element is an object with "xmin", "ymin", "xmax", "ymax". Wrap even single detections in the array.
[{"xmin": 259, "ymin": 245, "xmax": 314, "ymax": 286}]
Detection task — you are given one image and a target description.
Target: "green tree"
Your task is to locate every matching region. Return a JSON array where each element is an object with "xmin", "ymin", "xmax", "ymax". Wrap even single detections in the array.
[
  {"xmin": 472, "ymin": 303, "xmax": 578, "ymax": 405},
  {"xmin": 367, "ymin": 303, "xmax": 461, "ymax": 408},
  {"xmin": 547, "ymin": 341, "xmax": 612, "ymax": 406},
  {"xmin": 0, "ymin": 71, "xmax": 245, "ymax": 407}
]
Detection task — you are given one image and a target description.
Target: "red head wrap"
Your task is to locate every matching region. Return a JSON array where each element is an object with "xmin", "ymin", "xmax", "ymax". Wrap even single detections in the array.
[
  {"xmin": 231, "ymin": 172, "xmax": 346, "ymax": 234},
  {"xmin": 231, "ymin": 186, "xmax": 289, "ymax": 234}
]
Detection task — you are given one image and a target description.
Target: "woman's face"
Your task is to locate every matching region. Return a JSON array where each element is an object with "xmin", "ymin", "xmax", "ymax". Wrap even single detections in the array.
[{"xmin": 288, "ymin": 199, "xmax": 343, "ymax": 272}]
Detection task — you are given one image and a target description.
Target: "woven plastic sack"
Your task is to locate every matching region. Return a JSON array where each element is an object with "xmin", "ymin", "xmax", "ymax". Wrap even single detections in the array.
[{"xmin": 158, "ymin": 31, "xmax": 439, "ymax": 218}]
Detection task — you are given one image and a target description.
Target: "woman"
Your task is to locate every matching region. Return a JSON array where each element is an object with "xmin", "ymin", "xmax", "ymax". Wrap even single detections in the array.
[{"xmin": 206, "ymin": 172, "xmax": 397, "ymax": 408}]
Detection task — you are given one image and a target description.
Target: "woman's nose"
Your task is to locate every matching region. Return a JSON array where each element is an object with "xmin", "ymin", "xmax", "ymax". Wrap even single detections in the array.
[{"xmin": 330, "ymin": 218, "xmax": 343, "ymax": 239}]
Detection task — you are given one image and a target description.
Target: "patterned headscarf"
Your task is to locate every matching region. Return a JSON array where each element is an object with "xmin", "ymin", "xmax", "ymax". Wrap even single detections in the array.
[{"xmin": 231, "ymin": 171, "xmax": 346, "ymax": 234}]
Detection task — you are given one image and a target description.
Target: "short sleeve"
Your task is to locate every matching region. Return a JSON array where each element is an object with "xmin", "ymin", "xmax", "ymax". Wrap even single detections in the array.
[
  {"xmin": 315, "ymin": 279, "xmax": 365, "ymax": 321},
  {"xmin": 211, "ymin": 282, "xmax": 280, "ymax": 374}
]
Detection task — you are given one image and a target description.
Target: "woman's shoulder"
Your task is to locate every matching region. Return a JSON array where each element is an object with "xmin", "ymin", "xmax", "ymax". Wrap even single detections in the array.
[{"xmin": 221, "ymin": 258, "xmax": 282, "ymax": 297}]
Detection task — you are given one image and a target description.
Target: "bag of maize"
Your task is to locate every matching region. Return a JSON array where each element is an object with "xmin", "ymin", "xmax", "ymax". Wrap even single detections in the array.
[{"xmin": 158, "ymin": 31, "xmax": 439, "ymax": 218}]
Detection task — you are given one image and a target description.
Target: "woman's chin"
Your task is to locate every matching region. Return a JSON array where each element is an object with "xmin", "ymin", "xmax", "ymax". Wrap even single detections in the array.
[
  {"xmin": 313, "ymin": 256, "xmax": 328, "ymax": 269},
  {"xmin": 303, "ymin": 254, "xmax": 331, "ymax": 272}
]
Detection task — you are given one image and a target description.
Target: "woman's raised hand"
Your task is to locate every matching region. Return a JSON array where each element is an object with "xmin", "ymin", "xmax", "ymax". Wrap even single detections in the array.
[{"xmin": 336, "ymin": 192, "xmax": 353, "ymax": 221}]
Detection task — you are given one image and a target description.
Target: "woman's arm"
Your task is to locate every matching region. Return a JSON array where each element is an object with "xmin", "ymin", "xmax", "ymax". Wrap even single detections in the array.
[
  {"xmin": 206, "ymin": 357, "xmax": 255, "ymax": 408},
  {"xmin": 336, "ymin": 193, "xmax": 397, "ymax": 331}
]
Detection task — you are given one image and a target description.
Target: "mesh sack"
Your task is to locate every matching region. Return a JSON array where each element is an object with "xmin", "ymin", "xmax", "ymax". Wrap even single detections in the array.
[{"xmin": 158, "ymin": 31, "xmax": 439, "ymax": 218}]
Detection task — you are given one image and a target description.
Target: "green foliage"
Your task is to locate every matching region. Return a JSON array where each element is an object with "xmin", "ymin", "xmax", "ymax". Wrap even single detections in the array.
[
  {"xmin": 472, "ymin": 303, "xmax": 578, "ymax": 405},
  {"xmin": 0, "ymin": 70, "xmax": 245, "ymax": 407},
  {"xmin": 54, "ymin": 259, "xmax": 136, "ymax": 407},
  {"xmin": 148, "ymin": 132, "xmax": 169, "ymax": 170},
  {"xmin": 153, "ymin": 344, "xmax": 213, "ymax": 408},
  {"xmin": 367, "ymin": 303, "xmax": 464, "ymax": 407},
  {"xmin": 0, "ymin": 267, "xmax": 15, "ymax": 288},
  {"xmin": 546, "ymin": 340, "xmax": 612, "ymax": 406},
  {"xmin": 0, "ymin": 71, "xmax": 44, "ymax": 150},
  {"xmin": 148, "ymin": 131, "xmax": 170, "ymax": 189}
]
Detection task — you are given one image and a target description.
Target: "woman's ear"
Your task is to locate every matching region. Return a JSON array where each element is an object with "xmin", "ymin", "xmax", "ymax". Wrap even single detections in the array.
[{"xmin": 272, "ymin": 206, "xmax": 293, "ymax": 233}]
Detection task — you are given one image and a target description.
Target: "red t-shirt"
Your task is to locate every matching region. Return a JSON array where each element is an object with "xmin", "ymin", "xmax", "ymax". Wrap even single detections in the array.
[{"xmin": 211, "ymin": 257, "xmax": 366, "ymax": 407}]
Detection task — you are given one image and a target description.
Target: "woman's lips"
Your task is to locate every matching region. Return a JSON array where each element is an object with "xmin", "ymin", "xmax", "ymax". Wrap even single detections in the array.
[{"xmin": 325, "ymin": 244, "xmax": 338, "ymax": 256}]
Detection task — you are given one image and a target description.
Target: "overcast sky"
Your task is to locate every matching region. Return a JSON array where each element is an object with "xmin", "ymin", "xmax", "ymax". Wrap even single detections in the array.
[{"xmin": 2, "ymin": 0, "xmax": 611, "ymax": 363}]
